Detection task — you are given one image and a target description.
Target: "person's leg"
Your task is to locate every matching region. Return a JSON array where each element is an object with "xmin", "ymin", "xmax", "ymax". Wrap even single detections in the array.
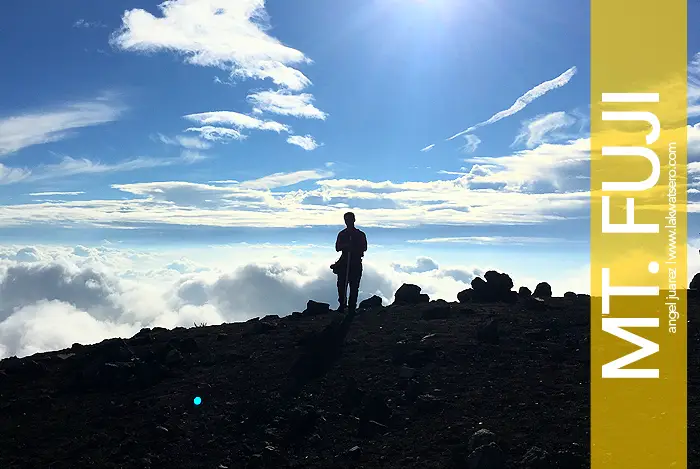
[
  {"xmin": 337, "ymin": 272, "xmax": 347, "ymax": 311},
  {"xmin": 348, "ymin": 265, "xmax": 362, "ymax": 311}
]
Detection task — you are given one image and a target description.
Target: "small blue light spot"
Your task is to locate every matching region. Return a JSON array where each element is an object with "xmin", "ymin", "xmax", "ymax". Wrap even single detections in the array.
[{"xmin": 194, "ymin": 396, "xmax": 202, "ymax": 406}]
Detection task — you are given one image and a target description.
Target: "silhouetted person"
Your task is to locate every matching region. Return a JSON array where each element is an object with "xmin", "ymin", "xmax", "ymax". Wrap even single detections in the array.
[{"xmin": 333, "ymin": 212, "xmax": 367, "ymax": 312}]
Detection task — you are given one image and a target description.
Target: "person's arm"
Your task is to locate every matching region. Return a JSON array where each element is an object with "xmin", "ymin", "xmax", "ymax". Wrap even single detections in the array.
[
  {"xmin": 336, "ymin": 232, "xmax": 348, "ymax": 252},
  {"xmin": 360, "ymin": 232, "xmax": 367, "ymax": 254}
]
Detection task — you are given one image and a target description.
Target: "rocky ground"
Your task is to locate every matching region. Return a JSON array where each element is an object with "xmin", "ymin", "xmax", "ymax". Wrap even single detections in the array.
[{"xmin": 0, "ymin": 283, "xmax": 697, "ymax": 468}]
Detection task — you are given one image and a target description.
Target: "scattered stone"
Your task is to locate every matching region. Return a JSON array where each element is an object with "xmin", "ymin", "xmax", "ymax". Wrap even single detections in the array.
[
  {"xmin": 303, "ymin": 300, "xmax": 331, "ymax": 316},
  {"xmin": 358, "ymin": 418, "xmax": 389, "ymax": 438},
  {"xmin": 420, "ymin": 333, "xmax": 437, "ymax": 343},
  {"xmin": 359, "ymin": 295, "xmax": 383, "ymax": 310},
  {"xmin": 477, "ymin": 319, "xmax": 499, "ymax": 345},
  {"xmin": 525, "ymin": 297, "xmax": 548, "ymax": 312},
  {"xmin": 551, "ymin": 449, "xmax": 586, "ymax": 469},
  {"xmin": 346, "ymin": 445, "xmax": 362, "ymax": 459},
  {"xmin": 518, "ymin": 286, "xmax": 532, "ymax": 298},
  {"xmin": 520, "ymin": 446, "xmax": 554, "ymax": 469},
  {"xmin": 394, "ymin": 284, "xmax": 430, "ymax": 305},
  {"xmin": 468, "ymin": 429, "xmax": 498, "ymax": 452},
  {"xmin": 533, "ymin": 282, "xmax": 552, "ymax": 299},
  {"xmin": 415, "ymin": 393, "xmax": 445, "ymax": 412},
  {"xmin": 467, "ymin": 442, "xmax": 505, "ymax": 469},
  {"xmin": 457, "ymin": 288, "xmax": 473, "ymax": 303},
  {"xmin": 216, "ymin": 333, "xmax": 228, "ymax": 341}
]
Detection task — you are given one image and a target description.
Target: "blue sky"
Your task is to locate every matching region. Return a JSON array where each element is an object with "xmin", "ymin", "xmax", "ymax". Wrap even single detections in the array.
[{"xmin": 1, "ymin": 0, "xmax": 700, "ymax": 296}]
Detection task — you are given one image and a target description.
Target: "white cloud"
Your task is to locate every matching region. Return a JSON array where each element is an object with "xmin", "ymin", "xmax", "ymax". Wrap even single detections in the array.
[
  {"xmin": 420, "ymin": 144, "xmax": 435, "ymax": 152},
  {"xmin": 27, "ymin": 155, "xmax": 198, "ymax": 181},
  {"xmin": 185, "ymin": 126, "xmax": 245, "ymax": 142},
  {"xmin": 464, "ymin": 137, "xmax": 591, "ymax": 192},
  {"xmin": 392, "ymin": 257, "xmax": 439, "ymax": 273},
  {"xmin": 183, "ymin": 111, "xmax": 289, "ymax": 133},
  {"xmin": 0, "ymin": 164, "xmax": 30, "ymax": 185},
  {"xmin": 110, "ymin": 0, "xmax": 312, "ymax": 91},
  {"xmin": 512, "ymin": 111, "xmax": 577, "ymax": 148},
  {"xmin": 158, "ymin": 134, "xmax": 212, "ymax": 150},
  {"xmin": 461, "ymin": 134, "xmax": 481, "ymax": 153},
  {"xmin": 28, "ymin": 191, "xmax": 85, "ymax": 197},
  {"xmin": 239, "ymin": 169, "xmax": 333, "ymax": 189},
  {"xmin": 73, "ymin": 19, "xmax": 106, "ymax": 29},
  {"xmin": 248, "ymin": 90, "xmax": 327, "ymax": 119},
  {"xmin": 0, "ymin": 97, "xmax": 124, "ymax": 156},
  {"xmin": 287, "ymin": 135, "xmax": 321, "ymax": 151},
  {"xmin": 447, "ymin": 66, "xmax": 577, "ymax": 140},
  {"xmin": 407, "ymin": 236, "xmax": 578, "ymax": 245}
]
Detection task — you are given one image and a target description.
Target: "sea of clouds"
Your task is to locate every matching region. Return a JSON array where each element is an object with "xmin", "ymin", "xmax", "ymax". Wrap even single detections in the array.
[
  {"xmin": 3, "ymin": 241, "xmax": 694, "ymax": 360},
  {"xmin": 0, "ymin": 243, "xmax": 494, "ymax": 359}
]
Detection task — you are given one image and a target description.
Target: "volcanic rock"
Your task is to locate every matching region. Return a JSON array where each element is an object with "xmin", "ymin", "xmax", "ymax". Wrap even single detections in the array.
[
  {"xmin": 533, "ymin": 282, "xmax": 552, "ymax": 299},
  {"xmin": 303, "ymin": 300, "xmax": 331, "ymax": 316},
  {"xmin": 470, "ymin": 271, "xmax": 516, "ymax": 303},
  {"xmin": 457, "ymin": 288, "xmax": 473, "ymax": 303},
  {"xmin": 394, "ymin": 284, "xmax": 430, "ymax": 304},
  {"xmin": 359, "ymin": 295, "xmax": 383, "ymax": 310}
]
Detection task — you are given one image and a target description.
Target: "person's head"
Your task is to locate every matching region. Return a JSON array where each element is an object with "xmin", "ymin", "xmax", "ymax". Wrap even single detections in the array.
[{"xmin": 344, "ymin": 211, "xmax": 355, "ymax": 228}]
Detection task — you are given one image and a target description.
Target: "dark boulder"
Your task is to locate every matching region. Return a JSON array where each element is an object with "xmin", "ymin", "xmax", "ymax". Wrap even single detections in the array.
[
  {"xmin": 533, "ymin": 282, "xmax": 552, "ymax": 299},
  {"xmin": 302, "ymin": 300, "xmax": 331, "ymax": 316},
  {"xmin": 484, "ymin": 270, "xmax": 513, "ymax": 291},
  {"xmin": 518, "ymin": 286, "xmax": 532, "ymax": 298},
  {"xmin": 394, "ymin": 284, "xmax": 430, "ymax": 304},
  {"xmin": 457, "ymin": 288, "xmax": 473, "ymax": 303},
  {"xmin": 471, "ymin": 277, "xmax": 487, "ymax": 291},
  {"xmin": 470, "ymin": 270, "xmax": 515, "ymax": 303},
  {"xmin": 359, "ymin": 295, "xmax": 383, "ymax": 310},
  {"xmin": 564, "ymin": 291, "xmax": 577, "ymax": 299}
]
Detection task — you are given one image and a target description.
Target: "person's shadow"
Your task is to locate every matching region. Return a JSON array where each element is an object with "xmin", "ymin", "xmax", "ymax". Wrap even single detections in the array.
[{"xmin": 284, "ymin": 309, "xmax": 357, "ymax": 397}]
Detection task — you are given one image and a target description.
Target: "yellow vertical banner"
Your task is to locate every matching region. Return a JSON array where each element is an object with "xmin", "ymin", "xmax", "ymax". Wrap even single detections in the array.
[{"xmin": 591, "ymin": 1, "xmax": 687, "ymax": 468}]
